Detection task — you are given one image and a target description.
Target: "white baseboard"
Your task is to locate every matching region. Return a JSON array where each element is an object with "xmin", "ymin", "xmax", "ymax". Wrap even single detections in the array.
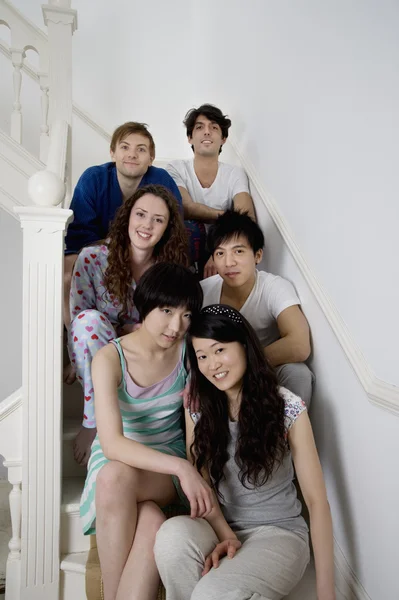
[
  {"xmin": 334, "ymin": 539, "xmax": 372, "ymax": 600},
  {"xmin": 228, "ymin": 135, "xmax": 399, "ymax": 417}
]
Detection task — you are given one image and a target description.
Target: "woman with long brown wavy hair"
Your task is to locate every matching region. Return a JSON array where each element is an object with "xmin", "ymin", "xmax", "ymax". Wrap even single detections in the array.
[{"xmin": 68, "ymin": 184, "xmax": 190, "ymax": 465}]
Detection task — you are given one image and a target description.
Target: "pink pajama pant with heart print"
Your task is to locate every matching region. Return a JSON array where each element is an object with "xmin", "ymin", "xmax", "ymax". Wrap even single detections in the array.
[{"xmin": 68, "ymin": 309, "xmax": 117, "ymax": 428}]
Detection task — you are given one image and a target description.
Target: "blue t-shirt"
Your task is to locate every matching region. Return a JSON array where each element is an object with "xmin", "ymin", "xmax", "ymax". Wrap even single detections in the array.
[{"xmin": 65, "ymin": 162, "xmax": 183, "ymax": 254}]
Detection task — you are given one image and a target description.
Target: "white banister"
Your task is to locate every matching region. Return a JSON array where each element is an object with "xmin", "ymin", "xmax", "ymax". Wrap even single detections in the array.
[
  {"xmin": 10, "ymin": 47, "xmax": 25, "ymax": 144},
  {"xmin": 14, "ymin": 188, "xmax": 72, "ymax": 598},
  {"xmin": 42, "ymin": 3, "xmax": 77, "ymax": 126},
  {"xmin": 42, "ymin": 3, "xmax": 77, "ymax": 207},
  {"xmin": 46, "ymin": 119, "xmax": 68, "ymax": 183}
]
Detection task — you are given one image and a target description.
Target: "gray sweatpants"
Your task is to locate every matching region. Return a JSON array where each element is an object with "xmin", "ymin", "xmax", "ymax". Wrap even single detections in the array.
[
  {"xmin": 154, "ymin": 516, "xmax": 310, "ymax": 600},
  {"xmin": 275, "ymin": 362, "xmax": 314, "ymax": 408}
]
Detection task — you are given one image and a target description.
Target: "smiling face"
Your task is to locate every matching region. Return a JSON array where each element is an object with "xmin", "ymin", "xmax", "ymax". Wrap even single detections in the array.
[
  {"xmin": 212, "ymin": 234, "xmax": 263, "ymax": 289},
  {"xmin": 192, "ymin": 337, "xmax": 247, "ymax": 401},
  {"xmin": 188, "ymin": 114, "xmax": 226, "ymax": 157},
  {"xmin": 144, "ymin": 305, "xmax": 193, "ymax": 348},
  {"xmin": 128, "ymin": 193, "xmax": 170, "ymax": 251},
  {"xmin": 110, "ymin": 132, "xmax": 154, "ymax": 179}
]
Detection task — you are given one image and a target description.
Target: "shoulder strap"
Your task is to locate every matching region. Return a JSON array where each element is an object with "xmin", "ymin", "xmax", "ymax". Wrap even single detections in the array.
[{"xmin": 110, "ymin": 338, "xmax": 127, "ymax": 379}]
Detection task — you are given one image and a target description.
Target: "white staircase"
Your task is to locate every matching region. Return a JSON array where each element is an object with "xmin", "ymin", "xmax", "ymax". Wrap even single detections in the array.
[{"xmin": 0, "ymin": 2, "xmax": 325, "ymax": 599}]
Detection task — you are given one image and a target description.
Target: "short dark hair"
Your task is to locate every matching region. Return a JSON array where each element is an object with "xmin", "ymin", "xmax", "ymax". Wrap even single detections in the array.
[
  {"xmin": 184, "ymin": 104, "xmax": 231, "ymax": 154},
  {"xmin": 110, "ymin": 122, "xmax": 155, "ymax": 158},
  {"xmin": 133, "ymin": 262, "xmax": 203, "ymax": 322},
  {"xmin": 207, "ymin": 210, "xmax": 264, "ymax": 256}
]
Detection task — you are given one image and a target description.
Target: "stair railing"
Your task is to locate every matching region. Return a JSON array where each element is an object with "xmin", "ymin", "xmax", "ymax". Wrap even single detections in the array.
[
  {"xmin": 0, "ymin": 0, "xmax": 77, "ymax": 200},
  {"xmin": 13, "ymin": 119, "xmax": 73, "ymax": 600},
  {"xmin": 0, "ymin": 0, "xmax": 77, "ymax": 598}
]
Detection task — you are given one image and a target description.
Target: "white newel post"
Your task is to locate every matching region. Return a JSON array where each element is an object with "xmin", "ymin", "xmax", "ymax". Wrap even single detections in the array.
[
  {"xmin": 42, "ymin": 1, "xmax": 77, "ymax": 207},
  {"xmin": 14, "ymin": 172, "xmax": 73, "ymax": 600},
  {"xmin": 10, "ymin": 48, "xmax": 26, "ymax": 144}
]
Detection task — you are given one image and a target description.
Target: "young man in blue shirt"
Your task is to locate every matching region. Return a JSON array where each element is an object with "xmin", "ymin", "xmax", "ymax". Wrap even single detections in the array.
[{"xmin": 64, "ymin": 121, "xmax": 184, "ymax": 330}]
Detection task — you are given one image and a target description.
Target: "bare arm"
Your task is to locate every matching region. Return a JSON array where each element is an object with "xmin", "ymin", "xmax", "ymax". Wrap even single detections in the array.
[
  {"xmin": 233, "ymin": 191, "xmax": 256, "ymax": 220},
  {"xmin": 179, "ymin": 186, "xmax": 223, "ymax": 222},
  {"xmin": 264, "ymin": 305, "xmax": 311, "ymax": 366},
  {"xmin": 289, "ymin": 412, "xmax": 335, "ymax": 600},
  {"xmin": 93, "ymin": 345, "xmax": 213, "ymax": 517}
]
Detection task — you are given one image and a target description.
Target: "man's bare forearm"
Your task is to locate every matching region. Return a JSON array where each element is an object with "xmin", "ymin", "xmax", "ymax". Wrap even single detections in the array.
[
  {"xmin": 264, "ymin": 335, "xmax": 311, "ymax": 367},
  {"xmin": 184, "ymin": 202, "xmax": 222, "ymax": 222}
]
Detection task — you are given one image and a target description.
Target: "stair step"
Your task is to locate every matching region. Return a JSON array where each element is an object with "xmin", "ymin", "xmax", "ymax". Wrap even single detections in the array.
[
  {"xmin": 61, "ymin": 476, "xmax": 89, "ymax": 554},
  {"xmin": 60, "ymin": 551, "xmax": 88, "ymax": 574},
  {"xmin": 60, "ymin": 551, "xmax": 88, "ymax": 600},
  {"xmin": 58, "ymin": 552, "xmax": 319, "ymax": 600},
  {"xmin": 63, "ymin": 418, "xmax": 87, "ymax": 478}
]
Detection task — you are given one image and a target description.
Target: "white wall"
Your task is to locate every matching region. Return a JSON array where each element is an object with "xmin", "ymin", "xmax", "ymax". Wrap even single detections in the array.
[
  {"xmin": 1, "ymin": 0, "xmax": 198, "ymax": 169},
  {"xmin": 0, "ymin": 209, "xmax": 22, "ymax": 403},
  {"xmin": 192, "ymin": 2, "xmax": 399, "ymax": 598},
  {"xmin": 193, "ymin": 0, "xmax": 399, "ymax": 388}
]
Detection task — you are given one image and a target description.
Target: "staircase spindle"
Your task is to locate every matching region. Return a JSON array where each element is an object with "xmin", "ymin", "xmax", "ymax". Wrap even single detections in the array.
[
  {"xmin": 39, "ymin": 72, "xmax": 50, "ymax": 163},
  {"xmin": 10, "ymin": 48, "xmax": 25, "ymax": 144}
]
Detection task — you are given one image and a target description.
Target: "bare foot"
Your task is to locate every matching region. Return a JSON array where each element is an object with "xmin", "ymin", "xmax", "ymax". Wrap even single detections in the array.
[
  {"xmin": 63, "ymin": 362, "xmax": 77, "ymax": 385},
  {"xmin": 73, "ymin": 426, "xmax": 97, "ymax": 466}
]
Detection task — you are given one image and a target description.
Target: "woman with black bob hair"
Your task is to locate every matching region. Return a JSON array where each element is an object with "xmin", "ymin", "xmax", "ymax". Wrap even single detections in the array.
[
  {"xmin": 155, "ymin": 305, "xmax": 335, "ymax": 600},
  {"xmin": 80, "ymin": 263, "xmax": 214, "ymax": 600}
]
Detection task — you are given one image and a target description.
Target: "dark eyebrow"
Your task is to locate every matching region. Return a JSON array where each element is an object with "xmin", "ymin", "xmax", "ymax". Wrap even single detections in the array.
[
  {"xmin": 135, "ymin": 206, "xmax": 167, "ymax": 218},
  {"xmin": 216, "ymin": 244, "xmax": 247, "ymax": 251},
  {"xmin": 119, "ymin": 141, "xmax": 148, "ymax": 148}
]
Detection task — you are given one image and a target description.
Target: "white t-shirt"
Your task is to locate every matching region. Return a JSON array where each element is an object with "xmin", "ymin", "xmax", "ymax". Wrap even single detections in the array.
[
  {"xmin": 200, "ymin": 270, "xmax": 300, "ymax": 347},
  {"xmin": 166, "ymin": 159, "xmax": 249, "ymax": 212}
]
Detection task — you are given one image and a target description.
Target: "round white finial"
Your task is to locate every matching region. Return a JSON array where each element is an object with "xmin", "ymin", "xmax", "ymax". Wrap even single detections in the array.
[{"xmin": 28, "ymin": 170, "xmax": 66, "ymax": 207}]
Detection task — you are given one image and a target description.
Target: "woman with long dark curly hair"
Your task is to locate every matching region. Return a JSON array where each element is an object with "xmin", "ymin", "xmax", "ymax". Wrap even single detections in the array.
[
  {"xmin": 155, "ymin": 305, "xmax": 335, "ymax": 600},
  {"xmin": 68, "ymin": 184, "xmax": 189, "ymax": 465}
]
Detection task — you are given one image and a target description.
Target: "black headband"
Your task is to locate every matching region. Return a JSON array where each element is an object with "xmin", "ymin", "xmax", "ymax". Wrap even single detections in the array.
[{"xmin": 202, "ymin": 304, "xmax": 243, "ymax": 324}]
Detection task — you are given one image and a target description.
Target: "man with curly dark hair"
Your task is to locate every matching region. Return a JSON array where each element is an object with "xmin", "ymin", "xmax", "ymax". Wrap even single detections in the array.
[{"xmin": 167, "ymin": 104, "xmax": 256, "ymax": 278}]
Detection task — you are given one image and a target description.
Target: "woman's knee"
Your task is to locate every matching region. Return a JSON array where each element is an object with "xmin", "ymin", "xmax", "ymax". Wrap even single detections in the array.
[
  {"xmin": 155, "ymin": 516, "xmax": 195, "ymax": 562},
  {"xmin": 155, "ymin": 516, "xmax": 216, "ymax": 566},
  {"xmin": 96, "ymin": 461, "xmax": 139, "ymax": 510},
  {"xmin": 137, "ymin": 501, "xmax": 166, "ymax": 536},
  {"xmin": 70, "ymin": 309, "xmax": 106, "ymax": 333}
]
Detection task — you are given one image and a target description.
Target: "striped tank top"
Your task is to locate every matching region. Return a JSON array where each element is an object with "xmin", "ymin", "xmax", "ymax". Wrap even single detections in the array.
[{"xmin": 80, "ymin": 338, "xmax": 187, "ymax": 535}]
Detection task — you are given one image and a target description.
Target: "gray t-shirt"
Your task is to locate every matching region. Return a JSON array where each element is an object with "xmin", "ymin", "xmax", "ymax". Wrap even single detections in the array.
[{"xmin": 214, "ymin": 387, "xmax": 308, "ymax": 538}]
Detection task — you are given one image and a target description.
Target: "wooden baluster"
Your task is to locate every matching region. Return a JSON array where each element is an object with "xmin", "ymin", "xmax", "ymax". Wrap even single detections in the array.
[
  {"xmin": 10, "ymin": 49, "xmax": 26, "ymax": 144},
  {"xmin": 39, "ymin": 73, "xmax": 49, "ymax": 163}
]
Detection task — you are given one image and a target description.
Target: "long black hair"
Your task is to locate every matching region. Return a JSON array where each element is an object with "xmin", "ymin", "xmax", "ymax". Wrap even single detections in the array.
[{"xmin": 187, "ymin": 305, "xmax": 287, "ymax": 494}]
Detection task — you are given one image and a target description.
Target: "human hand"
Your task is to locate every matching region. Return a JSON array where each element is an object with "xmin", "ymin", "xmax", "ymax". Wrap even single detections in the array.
[
  {"xmin": 177, "ymin": 461, "xmax": 214, "ymax": 519},
  {"xmin": 203, "ymin": 256, "xmax": 218, "ymax": 279},
  {"xmin": 202, "ymin": 538, "xmax": 242, "ymax": 575}
]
